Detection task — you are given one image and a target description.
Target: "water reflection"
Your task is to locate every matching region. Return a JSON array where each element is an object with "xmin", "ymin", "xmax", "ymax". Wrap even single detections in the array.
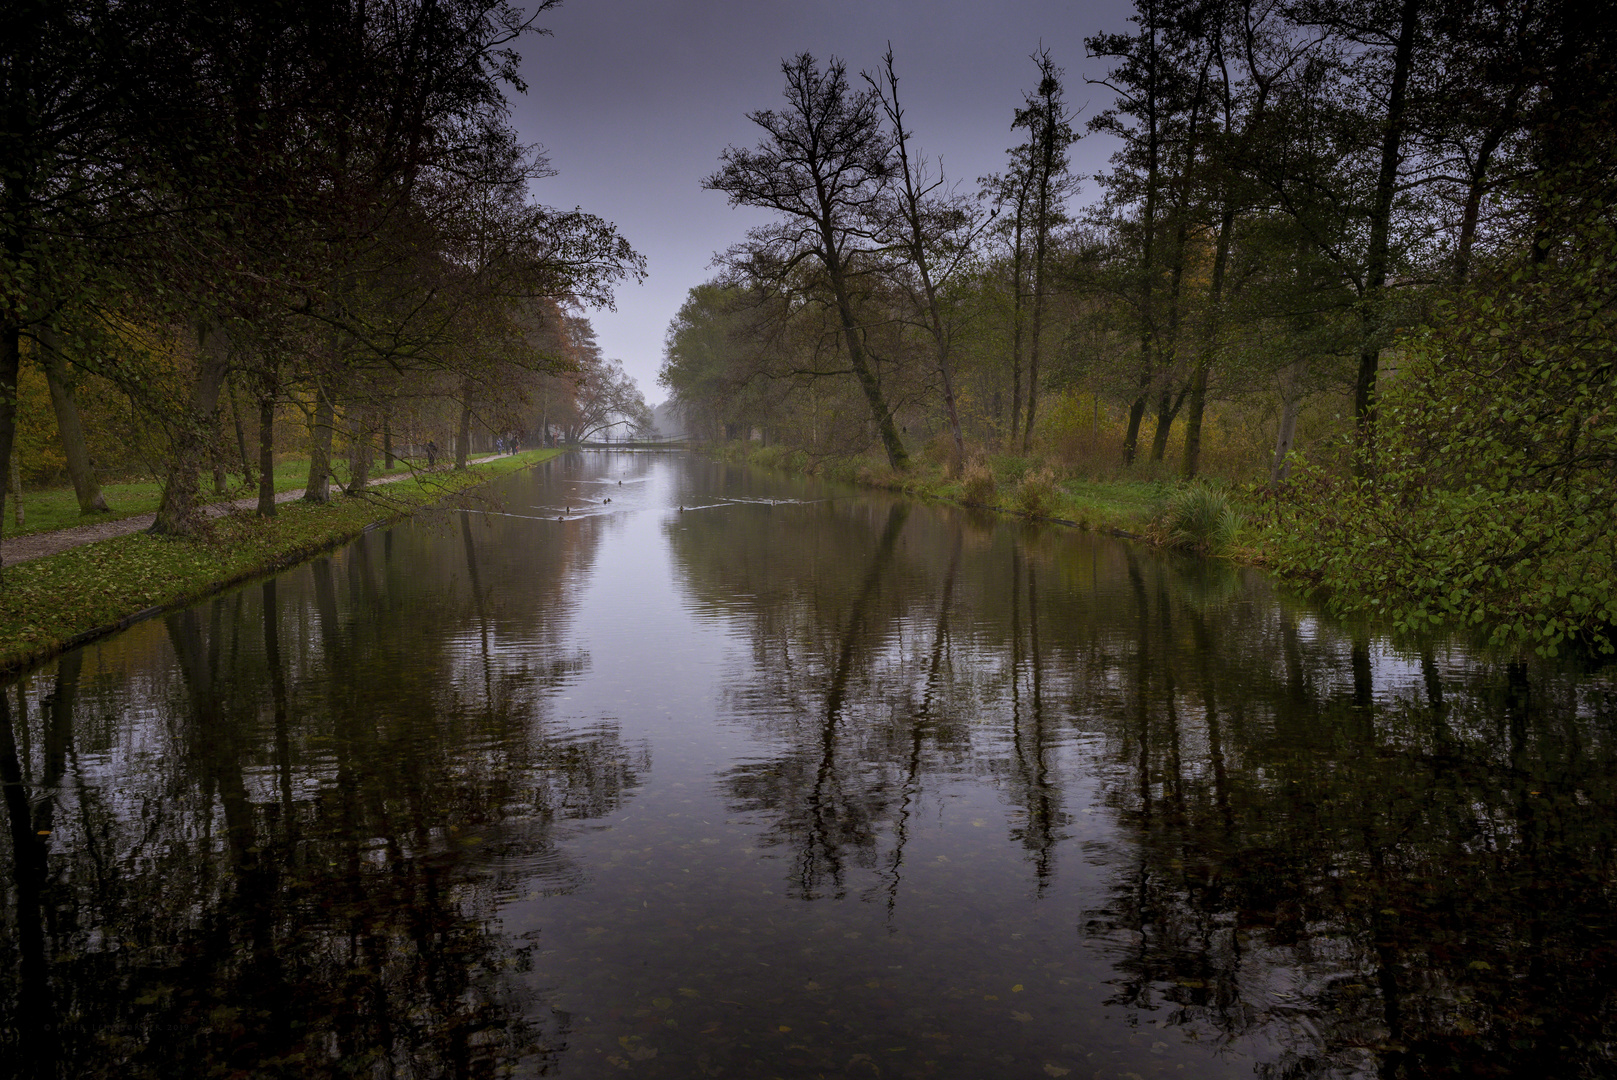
[
  {"xmin": 0, "ymin": 513, "xmax": 647, "ymax": 1079},
  {"xmin": 664, "ymin": 480, "xmax": 1617, "ymax": 1078},
  {"xmin": 2, "ymin": 455, "xmax": 1615, "ymax": 1079}
]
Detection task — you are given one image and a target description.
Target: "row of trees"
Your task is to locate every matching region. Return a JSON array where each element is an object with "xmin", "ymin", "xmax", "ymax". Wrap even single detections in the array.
[
  {"xmin": 2, "ymin": 0, "xmax": 648, "ymax": 539},
  {"xmin": 663, "ymin": 0, "xmax": 1614, "ymax": 486}
]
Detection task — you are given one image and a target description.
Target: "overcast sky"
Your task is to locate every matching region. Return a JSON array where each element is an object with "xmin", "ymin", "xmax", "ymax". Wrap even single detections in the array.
[{"xmin": 511, "ymin": 0, "xmax": 1136, "ymax": 403}]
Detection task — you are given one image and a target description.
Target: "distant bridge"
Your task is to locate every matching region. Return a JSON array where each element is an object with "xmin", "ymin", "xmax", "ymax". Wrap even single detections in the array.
[{"xmin": 577, "ymin": 433, "xmax": 691, "ymax": 450}]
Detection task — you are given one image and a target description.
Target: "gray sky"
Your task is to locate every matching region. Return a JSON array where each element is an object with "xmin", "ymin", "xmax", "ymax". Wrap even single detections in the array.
[{"xmin": 512, "ymin": 0, "xmax": 1135, "ymax": 403}]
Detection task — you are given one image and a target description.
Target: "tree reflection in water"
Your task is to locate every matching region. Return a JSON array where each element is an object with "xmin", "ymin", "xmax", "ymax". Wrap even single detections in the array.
[
  {"xmin": 669, "ymin": 491, "xmax": 1617, "ymax": 1079},
  {"xmin": 0, "ymin": 522, "xmax": 646, "ymax": 1079}
]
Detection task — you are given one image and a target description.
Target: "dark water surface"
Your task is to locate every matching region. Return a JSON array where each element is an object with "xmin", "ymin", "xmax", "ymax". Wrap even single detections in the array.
[{"xmin": 2, "ymin": 453, "xmax": 1615, "ymax": 1079}]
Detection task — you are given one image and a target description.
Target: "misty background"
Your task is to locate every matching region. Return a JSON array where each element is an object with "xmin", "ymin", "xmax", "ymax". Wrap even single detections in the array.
[{"xmin": 513, "ymin": 0, "xmax": 1133, "ymax": 400}]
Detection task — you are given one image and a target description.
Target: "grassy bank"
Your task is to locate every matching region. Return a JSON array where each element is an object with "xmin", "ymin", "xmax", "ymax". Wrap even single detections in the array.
[
  {"xmin": 0, "ymin": 450, "xmax": 560, "ymax": 674},
  {"xmin": 705, "ymin": 441, "xmax": 1230, "ymax": 544},
  {"xmin": 704, "ymin": 442, "xmax": 1614, "ymax": 657}
]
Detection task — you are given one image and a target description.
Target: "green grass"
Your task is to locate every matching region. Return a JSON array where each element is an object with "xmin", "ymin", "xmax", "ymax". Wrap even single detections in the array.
[
  {"xmin": 0, "ymin": 449, "xmax": 561, "ymax": 673},
  {"xmin": 0, "ymin": 456, "xmax": 404, "ymax": 539},
  {"xmin": 1159, "ymin": 483, "xmax": 1245, "ymax": 554}
]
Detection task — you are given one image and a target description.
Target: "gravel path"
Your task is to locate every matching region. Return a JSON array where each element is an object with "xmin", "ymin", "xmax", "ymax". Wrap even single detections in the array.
[{"xmin": 0, "ymin": 459, "xmax": 503, "ymax": 567}]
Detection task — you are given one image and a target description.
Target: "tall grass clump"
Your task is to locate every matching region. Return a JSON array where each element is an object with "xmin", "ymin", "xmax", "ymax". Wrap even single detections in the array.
[
  {"xmin": 1013, "ymin": 467, "xmax": 1059, "ymax": 518},
  {"xmin": 960, "ymin": 458, "xmax": 996, "ymax": 505},
  {"xmin": 1161, "ymin": 484, "xmax": 1242, "ymax": 554}
]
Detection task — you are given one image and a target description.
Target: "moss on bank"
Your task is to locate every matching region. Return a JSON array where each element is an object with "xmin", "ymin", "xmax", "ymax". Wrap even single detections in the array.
[{"xmin": 0, "ymin": 451, "xmax": 560, "ymax": 674}]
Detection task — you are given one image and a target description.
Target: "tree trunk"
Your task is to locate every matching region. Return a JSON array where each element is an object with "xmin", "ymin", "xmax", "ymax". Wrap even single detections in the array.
[
  {"xmin": 1271, "ymin": 360, "xmax": 1307, "ymax": 486},
  {"xmin": 1183, "ymin": 204, "xmax": 1235, "ymax": 479},
  {"xmin": 823, "ymin": 245, "xmax": 908, "ymax": 470},
  {"xmin": 303, "ymin": 381, "xmax": 335, "ymax": 503},
  {"xmin": 37, "ymin": 327, "xmax": 109, "ymax": 512},
  {"xmin": 227, "ymin": 374, "xmax": 255, "ymax": 491},
  {"xmin": 1149, "ymin": 61, "xmax": 1211, "ymax": 466},
  {"xmin": 1123, "ymin": 391, "xmax": 1150, "ymax": 466},
  {"xmin": 345, "ymin": 406, "xmax": 374, "ymax": 494},
  {"xmin": 1181, "ymin": 363, "xmax": 1212, "ymax": 478},
  {"xmin": 1022, "ymin": 76, "xmax": 1069, "ymax": 456},
  {"xmin": 150, "ymin": 324, "xmax": 231, "ymax": 536},
  {"xmin": 1453, "ymin": 105, "xmax": 1516, "ymax": 284},
  {"xmin": 1022, "ymin": 220, "xmax": 1048, "ymax": 455},
  {"xmin": 257, "ymin": 385, "xmax": 277, "ymax": 517},
  {"xmin": 9, "ymin": 449, "xmax": 22, "ymax": 528},
  {"xmin": 456, "ymin": 377, "xmax": 473, "ymax": 469},
  {"xmin": 1009, "ymin": 205, "xmax": 1027, "ymax": 446},
  {"xmin": 1354, "ymin": 0, "xmax": 1422, "ymax": 437},
  {"xmin": 1149, "ymin": 383, "xmax": 1190, "ymax": 462},
  {"xmin": 0, "ymin": 321, "xmax": 21, "ymax": 556},
  {"xmin": 211, "ymin": 425, "xmax": 228, "ymax": 494},
  {"xmin": 383, "ymin": 419, "xmax": 394, "ymax": 468},
  {"xmin": 1123, "ymin": 17, "xmax": 1164, "ymax": 467}
]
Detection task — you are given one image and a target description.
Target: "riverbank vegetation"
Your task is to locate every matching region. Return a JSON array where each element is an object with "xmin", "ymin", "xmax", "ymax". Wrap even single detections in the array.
[
  {"xmin": 0, "ymin": 449, "xmax": 559, "ymax": 673},
  {"xmin": 666, "ymin": 0, "xmax": 1616, "ymax": 654},
  {"xmin": 3, "ymin": 1, "xmax": 650, "ymax": 547},
  {"xmin": 708, "ymin": 439, "xmax": 1169, "ymax": 537}
]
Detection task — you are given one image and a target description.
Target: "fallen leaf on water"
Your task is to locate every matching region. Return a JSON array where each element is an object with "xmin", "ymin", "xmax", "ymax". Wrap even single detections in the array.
[
  {"xmin": 1012, "ymin": 984, "xmax": 1024, "ymax": 992},
  {"xmin": 1043, "ymin": 1066, "xmax": 1070, "ymax": 1077},
  {"xmin": 1012, "ymin": 1011, "xmax": 1033, "ymax": 1023}
]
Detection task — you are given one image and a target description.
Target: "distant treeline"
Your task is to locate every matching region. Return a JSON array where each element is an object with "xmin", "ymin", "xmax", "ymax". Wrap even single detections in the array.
[{"xmin": 2, "ymin": 0, "xmax": 648, "ymax": 537}]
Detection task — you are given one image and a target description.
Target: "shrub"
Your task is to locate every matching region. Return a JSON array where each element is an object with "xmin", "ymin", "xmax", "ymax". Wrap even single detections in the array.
[
  {"xmin": 961, "ymin": 458, "xmax": 996, "ymax": 505},
  {"xmin": 1162, "ymin": 484, "xmax": 1242, "ymax": 554},
  {"xmin": 1013, "ymin": 467, "xmax": 1059, "ymax": 518},
  {"xmin": 1259, "ymin": 189, "xmax": 1617, "ymax": 656},
  {"xmin": 920, "ymin": 431, "xmax": 964, "ymax": 477}
]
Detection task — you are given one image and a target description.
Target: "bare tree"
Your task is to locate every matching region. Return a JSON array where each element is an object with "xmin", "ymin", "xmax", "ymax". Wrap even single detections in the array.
[
  {"xmin": 867, "ymin": 47, "xmax": 994, "ymax": 465},
  {"xmin": 706, "ymin": 54, "xmax": 910, "ymax": 470}
]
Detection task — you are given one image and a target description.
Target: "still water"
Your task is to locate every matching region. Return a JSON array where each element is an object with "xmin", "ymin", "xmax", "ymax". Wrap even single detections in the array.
[{"xmin": 2, "ymin": 453, "xmax": 1614, "ymax": 1079}]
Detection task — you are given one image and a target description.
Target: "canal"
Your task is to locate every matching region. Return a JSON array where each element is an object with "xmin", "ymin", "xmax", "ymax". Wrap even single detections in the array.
[{"xmin": 1, "ymin": 452, "xmax": 1614, "ymax": 1078}]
